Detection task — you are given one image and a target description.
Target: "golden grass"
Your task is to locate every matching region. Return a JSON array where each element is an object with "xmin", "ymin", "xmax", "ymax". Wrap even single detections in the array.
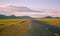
[
  {"xmin": 0, "ymin": 19, "xmax": 25, "ymax": 31},
  {"xmin": 36, "ymin": 18, "xmax": 60, "ymax": 27},
  {"xmin": 0, "ymin": 19, "xmax": 31, "ymax": 36}
]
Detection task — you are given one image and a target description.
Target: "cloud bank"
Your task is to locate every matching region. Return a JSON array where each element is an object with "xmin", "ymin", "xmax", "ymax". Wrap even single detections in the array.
[{"xmin": 0, "ymin": 5, "xmax": 60, "ymax": 18}]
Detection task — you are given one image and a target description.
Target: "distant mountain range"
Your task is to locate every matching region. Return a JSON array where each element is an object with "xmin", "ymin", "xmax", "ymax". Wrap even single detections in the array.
[
  {"xmin": 0, "ymin": 14, "xmax": 32, "ymax": 19},
  {"xmin": 0, "ymin": 14, "xmax": 60, "ymax": 19}
]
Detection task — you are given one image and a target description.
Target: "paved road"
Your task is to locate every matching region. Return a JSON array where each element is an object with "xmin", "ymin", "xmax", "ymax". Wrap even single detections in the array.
[{"xmin": 31, "ymin": 19, "xmax": 60, "ymax": 36}]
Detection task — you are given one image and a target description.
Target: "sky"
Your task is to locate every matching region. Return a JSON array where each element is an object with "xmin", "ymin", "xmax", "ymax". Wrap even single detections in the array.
[
  {"xmin": 0, "ymin": 0, "xmax": 60, "ymax": 18},
  {"xmin": 0, "ymin": 0, "xmax": 60, "ymax": 10}
]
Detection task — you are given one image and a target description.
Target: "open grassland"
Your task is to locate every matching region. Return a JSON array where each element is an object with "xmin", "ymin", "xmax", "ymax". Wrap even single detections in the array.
[
  {"xmin": 36, "ymin": 18, "xmax": 60, "ymax": 27},
  {"xmin": 0, "ymin": 19, "xmax": 26, "ymax": 31},
  {"xmin": 0, "ymin": 19, "xmax": 60, "ymax": 36},
  {"xmin": 0, "ymin": 19, "xmax": 31, "ymax": 36}
]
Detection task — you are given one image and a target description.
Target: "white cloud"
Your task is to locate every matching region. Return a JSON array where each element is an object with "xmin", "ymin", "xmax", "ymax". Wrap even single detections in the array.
[{"xmin": 0, "ymin": 5, "xmax": 60, "ymax": 18}]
